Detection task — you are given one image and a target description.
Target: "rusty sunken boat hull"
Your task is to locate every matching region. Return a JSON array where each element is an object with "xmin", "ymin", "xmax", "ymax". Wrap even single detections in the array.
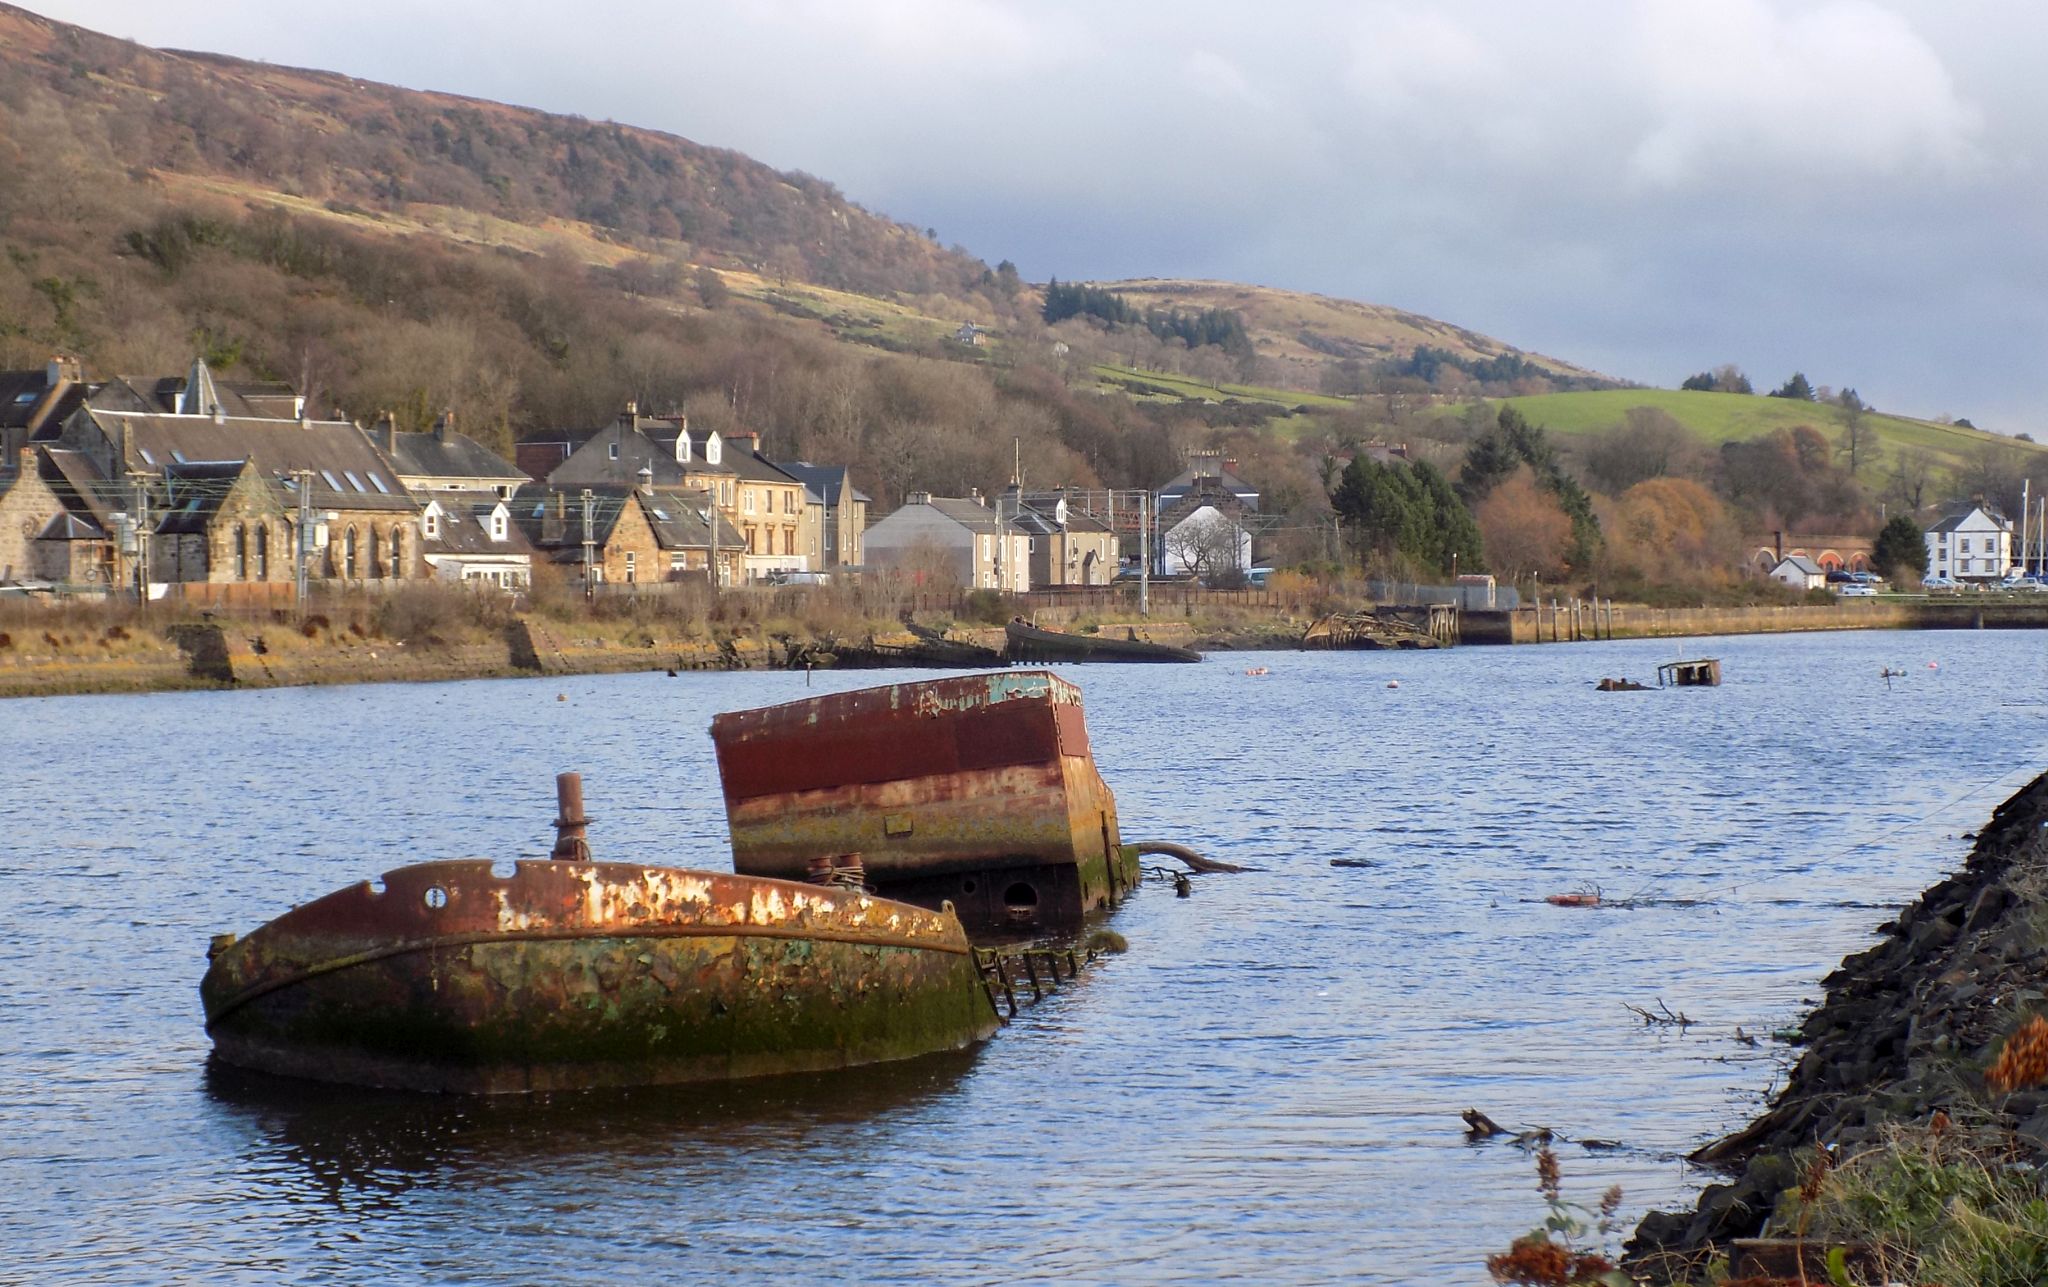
[
  {"xmin": 712, "ymin": 671, "xmax": 1140, "ymax": 936},
  {"xmin": 200, "ymin": 859, "xmax": 997, "ymax": 1093}
]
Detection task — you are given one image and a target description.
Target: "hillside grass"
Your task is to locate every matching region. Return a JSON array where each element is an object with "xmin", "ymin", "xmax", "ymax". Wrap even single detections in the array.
[
  {"xmin": 1088, "ymin": 363, "xmax": 1354, "ymax": 411},
  {"xmin": 1491, "ymin": 388, "xmax": 2040, "ymax": 469}
]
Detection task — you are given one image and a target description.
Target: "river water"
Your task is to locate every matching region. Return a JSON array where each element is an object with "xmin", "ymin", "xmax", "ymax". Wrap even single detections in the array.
[{"xmin": 5, "ymin": 630, "xmax": 2047, "ymax": 1285}]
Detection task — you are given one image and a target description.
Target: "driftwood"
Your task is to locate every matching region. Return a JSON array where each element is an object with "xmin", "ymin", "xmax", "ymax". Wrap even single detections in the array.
[
  {"xmin": 1131, "ymin": 840, "xmax": 1249, "ymax": 873},
  {"xmin": 1623, "ymin": 998, "xmax": 1695, "ymax": 1027}
]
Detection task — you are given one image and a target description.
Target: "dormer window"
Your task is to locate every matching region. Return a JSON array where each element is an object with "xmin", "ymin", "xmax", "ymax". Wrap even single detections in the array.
[
  {"xmin": 490, "ymin": 510, "xmax": 507, "ymax": 540},
  {"xmin": 676, "ymin": 435, "xmax": 691, "ymax": 464},
  {"xmin": 706, "ymin": 434, "xmax": 721, "ymax": 465},
  {"xmin": 423, "ymin": 508, "xmax": 441, "ymax": 540},
  {"xmin": 609, "ymin": 442, "xmax": 620, "ymax": 460}
]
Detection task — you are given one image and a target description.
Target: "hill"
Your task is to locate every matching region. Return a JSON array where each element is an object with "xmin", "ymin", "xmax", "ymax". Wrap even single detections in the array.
[
  {"xmin": 0, "ymin": 1, "xmax": 993, "ymax": 301},
  {"xmin": 1080, "ymin": 278, "xmax": 1614, "ymax": 395},
  {"xmin": 1493, "ymin": 388, "xmax": 2039, "ymax": 473}
]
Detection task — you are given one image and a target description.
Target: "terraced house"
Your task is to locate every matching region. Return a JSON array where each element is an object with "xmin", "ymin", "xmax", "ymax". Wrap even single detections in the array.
[
  {"xmin": 721, "ymin": 432, "xmax": 819, "ymax": 580},
  {"xmin": 6, "ymin": 359, "xmax": 421, "ymax": 595}
]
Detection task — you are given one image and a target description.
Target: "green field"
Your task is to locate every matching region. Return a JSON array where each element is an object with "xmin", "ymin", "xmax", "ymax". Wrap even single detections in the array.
[
  {"xmin": 1492, "ymin": 389, "xmax": 2037, "ymax": 470},
  {"xmin": 1088, "ymin": 364, "xmax": 1354, "ymax": 411}
]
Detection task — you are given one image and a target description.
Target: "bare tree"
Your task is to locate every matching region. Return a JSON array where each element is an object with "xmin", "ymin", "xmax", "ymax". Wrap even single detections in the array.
[
  {"xmin": 1163, "ymin": 509, "xmax": 1247, "ymax": 585},
  {"xmin": 1836, "ymin": 388, "xmax": 1883, "ymax": 475}
]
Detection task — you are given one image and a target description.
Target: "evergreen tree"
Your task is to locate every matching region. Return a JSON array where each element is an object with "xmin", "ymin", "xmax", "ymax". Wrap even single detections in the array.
[
  {"xmin": 1457, "ymin": 406, "xmax": 1602, "ymax": 572},
  {"xmin": 1331, "ymin": 456, "xmax": 1485, "ymax": 575},
  {"xmin": 1872, "ymin": 514, "xmax": 1930, "ymax": 580},
  {"xmin": 1769, "ymin": 372, "xmax": 1816, "ymax": 401}
]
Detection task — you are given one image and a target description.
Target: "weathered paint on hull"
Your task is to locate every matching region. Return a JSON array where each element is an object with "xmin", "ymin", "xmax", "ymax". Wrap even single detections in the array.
[
  {"xmin": 201, "ymin": 859, "xmax": 998, "ymax": 1094},
  {"xmin": 710, "ymin": 671, "xmax": 1135, "ymax": 934}
]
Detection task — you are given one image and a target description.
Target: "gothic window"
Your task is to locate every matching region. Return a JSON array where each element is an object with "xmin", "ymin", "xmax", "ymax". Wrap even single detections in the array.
[
  {"xmin": 345, "ymin": 526, "xmax": 359, "ymax": 579},
  {"xmin": 234, "ymin": 525, "xmax": 248, "ymax": 580},
  {"xmin": 255, "ymin": 525, "xmax": 269, "ymax": 580}
]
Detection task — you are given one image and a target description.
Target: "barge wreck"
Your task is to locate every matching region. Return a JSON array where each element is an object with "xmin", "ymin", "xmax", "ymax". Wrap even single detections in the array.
[
  {"xmin": 713, "ymin": 671, "xmax": 1141, "ymax": 936},
  {"xmin": 200, "ymin": 851, "xmax": 997, "ymax": 1094}
]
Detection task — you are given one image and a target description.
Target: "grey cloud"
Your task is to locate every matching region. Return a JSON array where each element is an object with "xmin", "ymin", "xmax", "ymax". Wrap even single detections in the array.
[{"xmin": 28, "ymin": 0, "xmax": 2048, "ymax": 431}]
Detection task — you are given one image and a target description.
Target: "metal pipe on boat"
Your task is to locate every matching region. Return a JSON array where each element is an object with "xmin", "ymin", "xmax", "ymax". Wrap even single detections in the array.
[{"xmin": 552, "ymin": 771, "xmax": 592, "ymax": 862}]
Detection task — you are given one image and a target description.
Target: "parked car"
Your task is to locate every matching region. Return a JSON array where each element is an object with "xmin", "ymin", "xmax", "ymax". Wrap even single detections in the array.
[
  {"xmin": 1826, "ymin": 569, "xmax": 1858, "ymax": 584},
  {"xmin": 1835, "ymin": 584, "xmax": 1877, "ymax": 598},
  {"xmin": 1921, "ymin": 575, "xmax": 1959, "ymax": 592}
]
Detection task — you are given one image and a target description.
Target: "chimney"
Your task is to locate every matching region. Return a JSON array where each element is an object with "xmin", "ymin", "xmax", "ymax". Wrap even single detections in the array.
[
  {"xmin": 1773, "ymin": 529, "xmax": 1783, "ymax": 560},
  {"xmin": 968, "ymin": 487, "xmax": 983, "ymax": 507},
  {"xmin": 434, "ymin": 410, "xmax": 452, "ymax": 443},
  {"xmin": 907, "ymin": 490, "xmax": 932, "ymax": 507},
  {"xmin": 726, "ymin": 431, "xmax": 758, "ymax": 458},
  {"xmin": 380, "ymin": 410, "xmax": 397, "ymax": 453},
  {"xmin": 1223, "ymin": 458, "xmax": 1238, "ymax": 475},
  {"xmin": 212, "ymin": 404, "xmax": 226, "ymax": 425},
  {"xmin": 625, "ymin": 400, "xmax": 639, "ymax": 418},
  {"xmin": 637, "ymin": 464, "xmax": 654, "ymax": 495}
]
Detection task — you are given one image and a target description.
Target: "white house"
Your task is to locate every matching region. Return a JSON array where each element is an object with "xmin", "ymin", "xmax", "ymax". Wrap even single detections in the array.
[
  {"xmin": 1158, "ymin": 504, "xmax": 1252, "ymax": 581},
  {"xmin": 420, "ymin": 493, "xmax": 533, "ymax": 588},
  {"xmin": 864, "ymin": 491, "xmax": 1030, "ymax": 591},
  {"xmin": 1925, "ymin": 502, "xmax": 2012, "ymax": 584},
  {"xmin": 1767, "ymin": 553, "xmax": 1827, "ymax": 591}
]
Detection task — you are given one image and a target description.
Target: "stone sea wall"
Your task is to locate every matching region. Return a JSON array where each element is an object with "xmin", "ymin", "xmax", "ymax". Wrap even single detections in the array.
[{"xmin": 1626, "ymin": 769, "xmax": 2048, "ymax": 1278}]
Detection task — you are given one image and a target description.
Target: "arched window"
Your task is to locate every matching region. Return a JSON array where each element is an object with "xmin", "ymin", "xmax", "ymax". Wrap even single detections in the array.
[
  {"xmin": 234, "ymin": 525, "xmax": 248, "ymax": 580},
  {"xmin": 345, "ymin": 526, "xmax": 359, "ymax": 579},
  {"xmin": 255, "ymin": 525, "xmax": 269, "ymax": 580},
  {"xmin": 390, "ymin": 527, "xmax": 405, "ymax": 579},
  {"xmin": 369, "ymin": 526, "xmax": 381, "ymax": 578}
]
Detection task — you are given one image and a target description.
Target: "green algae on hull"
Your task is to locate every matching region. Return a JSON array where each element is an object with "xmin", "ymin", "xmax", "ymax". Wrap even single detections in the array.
[{"xmin": 201, "ymin": 858, "xmax": 999, "ymax": 1094}]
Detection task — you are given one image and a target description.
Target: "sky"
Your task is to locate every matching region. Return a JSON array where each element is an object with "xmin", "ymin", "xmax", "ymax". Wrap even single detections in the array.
[{"xmin": 31, "ymin": 0, "xmax": 2048, "ymax": 433}]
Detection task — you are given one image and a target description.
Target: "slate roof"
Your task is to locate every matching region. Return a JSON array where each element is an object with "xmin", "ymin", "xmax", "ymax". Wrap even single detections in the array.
[
  {"xmin": 547, "ymin": 423, "xmax": 722, "ymax": 489},
  {"xmin": 1775, "ymin": 554, "xmax": 1825, "ymax": 576},
  {"xmin": 38, "ymin": 448, "xmax": 115, "ymax": 533},
  {"xmin": 780, "ymin": 462, "xmax": 870, "ymax": 506},
  {"xmin": 154, "ymin": 460, "xmax": 259, "ymax": 536},
  {"xmin": 0, "ymin": 369, "xmax": 86, "ymax": 435},
  {"xmin": 1927, "ymin": 503, "xmax": 2008, "ymax": 534},
  {"xmin": 86, "ymin": 409, "xmax": 414, "ymax": 512},
  {"xmin": 383, "ymin": 430, "xmax": 526, "ymax": 486},
  {"xmin": 909, "ymin": 496, "xmax": 1026, "ymax": 535},
  {"xmin": 422, "ymin": 492, "xmax": 534, "ymax": 557},
  {"xmin": 512, "ymin": 485, "xmax": 742, "ymax": 558}
]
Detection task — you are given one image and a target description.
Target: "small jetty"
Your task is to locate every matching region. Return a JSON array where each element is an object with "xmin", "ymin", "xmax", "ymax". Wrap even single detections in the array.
[
  {"xmin": 1002, "ymin": 619, "xmax": 1201, "ymax": 664},
  {"xmin": 1301, "ymin": 608, "xmax": 1454, "ymax": 650},
  {"xmin": 1657, "ymin": 658, "xmax": 1722, "ymax": 687},
  {"xmin": 713, "ymin": 670, "xmax": 1142, "ymax": 936}
]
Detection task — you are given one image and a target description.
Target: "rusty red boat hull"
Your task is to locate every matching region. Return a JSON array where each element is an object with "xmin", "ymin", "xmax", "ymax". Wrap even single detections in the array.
[
  {"xmin": 710, "ymin": 671, "xmax": 1138, "ymax": 935},
  {"xmin": 200, "ymin": 859, "xmax": 997, "ymax": 1094}
]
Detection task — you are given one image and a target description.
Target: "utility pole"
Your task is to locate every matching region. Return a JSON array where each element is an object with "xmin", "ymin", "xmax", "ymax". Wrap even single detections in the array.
[
  {"xmin": 293, "ymin": 468, "xmax": 313, "ymax": 617},
  {"xmin": 707, "ymin": 492, "xmax": 720, "ymax": 591},
  {"xmin": 1138, "ymin": 492, "xmax": 1150, "ymax": 616},
  {"xmin": 128, "ymin": 473, "xmax": 151, "ymax": 606},
  {"xmin": 580, "ymin": 487, "xmax": 596, "ymax": 600}
]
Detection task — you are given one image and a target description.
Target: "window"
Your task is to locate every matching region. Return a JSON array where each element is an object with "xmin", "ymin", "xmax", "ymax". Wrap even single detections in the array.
[
  {"xmin": 255, "ymin": 525, "xmax": 269, "ymax": 579},
  {"xmin": 423, "ymin": 509, "xmax": 441, "ymax": 540},
  {"xmin": 1961, "ymin": 538, "xmax": 1972, "ymax": 553},
  {"xmin": 491, "ymin": 512, "xmax": 507, "ymax": 540},
  {"xmin": 369, "ymin": 526, "xmax": 381, "ymax": 576},
  {"xmin": 369, "ymin": 473, "xmax": 392, "ymax": 494},
  {"xmin": 624, "ymin": 552, "xmax": 636, "ymax": 583},
  {"xmin": 234, "ymin": 525, "xmax": 248, "ymax": 580},
  {"xmin": 609, "ymin": 442, "xmax": 620, "ymax": 460},
  {"xmin": 344, "ymin": 526, "xmax": 358, "ymax": 579},
  {"xmin": 390, "ymin": 528, "xmax": 405, "ymax": 578},
  {"xmin": 321, "ymin": 469, "xmax": 343, "ymax": 492},
  {"xmin": 744, "ymin": 491, "xmax": 755, "ymax": 514},
  {"xmin": 784, "ymin": 491, "xmax": 795, "ymax": 514}
]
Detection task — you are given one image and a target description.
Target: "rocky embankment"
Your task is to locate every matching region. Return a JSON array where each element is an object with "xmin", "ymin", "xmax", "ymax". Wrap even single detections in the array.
[{"xmin": 1626, "ymin": 770, "xmax": 2048, "ymax": 1279}]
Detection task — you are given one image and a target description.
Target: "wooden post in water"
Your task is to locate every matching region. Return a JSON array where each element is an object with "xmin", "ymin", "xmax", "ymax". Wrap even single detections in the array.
[{"xmin": 552, "ymin": 771, "xmax": 591, "ymax": 861}]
